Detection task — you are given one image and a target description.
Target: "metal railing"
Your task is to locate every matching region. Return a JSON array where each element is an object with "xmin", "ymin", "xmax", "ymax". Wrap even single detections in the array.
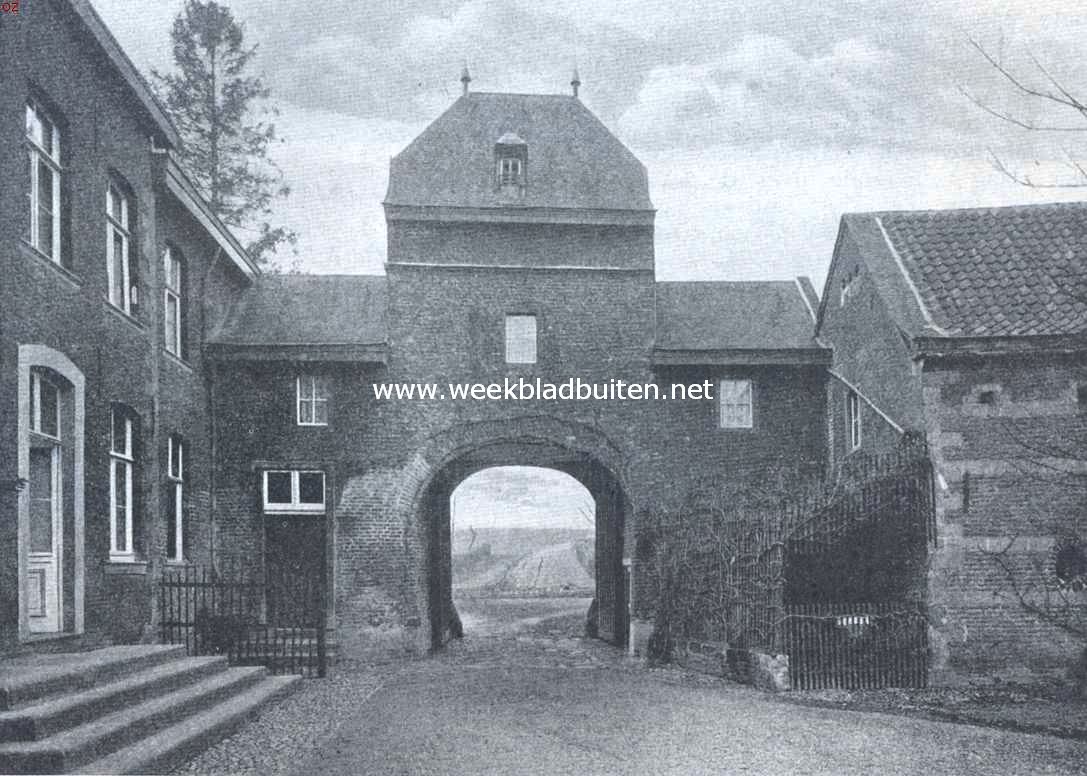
[{"xmin": 159, "ymin": 565, "xmax": 327, "ymax": 678}]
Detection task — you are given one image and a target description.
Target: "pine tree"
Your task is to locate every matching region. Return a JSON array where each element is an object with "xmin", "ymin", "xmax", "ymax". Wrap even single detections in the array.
[{"xmin": 152, "ymin": 1, "xmax": 296, "ymax": 268}]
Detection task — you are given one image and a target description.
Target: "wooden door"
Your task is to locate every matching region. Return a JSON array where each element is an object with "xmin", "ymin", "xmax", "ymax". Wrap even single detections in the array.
[
  {"xmin": 27, "ymin": 445, "xmax": 62, "ymax": 632},
  {"xmin": 264, "ymin": 515, "xmax": 326, "ymax": 627}
]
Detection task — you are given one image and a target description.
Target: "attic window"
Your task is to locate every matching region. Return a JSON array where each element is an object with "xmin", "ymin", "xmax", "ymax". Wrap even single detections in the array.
[
  {"xmin": 977, "ymin": 390, "xmax": 997, "ymax": 406},
  {"xmin": 494, "ymin": 132, "xmax": 527, "ymax": 189},
  {"xmin": 499, "ymin": 157, "xmax": 522, "ymax": 186},
  {"xmin": 839, "ymin": 266, "xmax": 860, "ymax": 307}
]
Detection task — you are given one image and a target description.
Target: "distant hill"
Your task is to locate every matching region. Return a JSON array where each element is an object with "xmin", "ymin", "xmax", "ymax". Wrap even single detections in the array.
[
  {"xmin": 452, "ymin": 527, "xmax": 594, "ymax": 595},
  {"xmin": 452, "ymin": 527, "xmax": 592, "ymax": 557}
]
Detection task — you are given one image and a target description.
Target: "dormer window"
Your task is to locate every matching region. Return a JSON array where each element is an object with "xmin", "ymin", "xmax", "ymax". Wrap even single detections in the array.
[
  {"xmin": 499, "ymin": 157, "xmax": 522, "ymax": 186},
  {"xmin": 494, "ymin": 132, "xmax": 528, "ymax": 190}
]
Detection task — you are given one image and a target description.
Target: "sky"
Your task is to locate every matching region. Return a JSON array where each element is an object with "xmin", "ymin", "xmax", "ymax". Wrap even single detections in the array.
[
  {"xmin": 92, "ymin": 0, "xmax": 1087, "ymax": 292},
  {"xmin": 451, "ymin": 467, "xmax": 594, "ymax": 531},
  {"xmin": 88, "ymin": 0, "xmax": 1087, "ymax": 529}
]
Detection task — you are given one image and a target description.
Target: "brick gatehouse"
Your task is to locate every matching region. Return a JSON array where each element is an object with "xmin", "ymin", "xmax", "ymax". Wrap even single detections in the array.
[
  {"xmin": 205, "ymin": 86, "xmax": 829, "ymax": 656},
  {"xmin": 4, "ymin": 1, "xmax": 1085, "ymax": 685}
]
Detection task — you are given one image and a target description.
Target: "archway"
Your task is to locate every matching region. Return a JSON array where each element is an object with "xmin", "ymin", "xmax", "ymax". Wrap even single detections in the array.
[{"xmin": 416, "ymin": 437, "xmax": 629, "ymax": 652}]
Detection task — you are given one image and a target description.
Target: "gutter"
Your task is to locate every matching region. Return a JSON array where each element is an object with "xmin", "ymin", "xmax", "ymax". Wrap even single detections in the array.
[
  {"xmin": 912, "ymin": 333, "xmax": 1087, "ymax": 359},
  {"xmin": 164, "ymin": 160, "xmax": 258, "ymax": 279}
]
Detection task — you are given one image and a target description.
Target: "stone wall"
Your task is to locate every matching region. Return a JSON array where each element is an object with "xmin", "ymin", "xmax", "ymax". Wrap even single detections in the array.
[{"xmin": 925, "ymin": 353, "xmax": 1087, "ymax": 683}]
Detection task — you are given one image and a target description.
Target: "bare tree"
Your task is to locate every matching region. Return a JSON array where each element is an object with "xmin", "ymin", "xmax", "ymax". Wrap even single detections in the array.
[{"xmin": 961, "ymin": 37, "xmax": 1087, "ymax": 189}]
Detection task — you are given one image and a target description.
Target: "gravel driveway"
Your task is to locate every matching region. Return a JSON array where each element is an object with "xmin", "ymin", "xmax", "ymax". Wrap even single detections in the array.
[{"xmin": 178, "ymin": 599, "xmax": 1087, "ymax": 775}]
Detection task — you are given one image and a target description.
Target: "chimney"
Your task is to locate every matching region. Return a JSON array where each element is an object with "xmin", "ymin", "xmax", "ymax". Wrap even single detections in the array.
[
  {"xmin": 571, "ymin": 66, "xmax": 581, "ymax": 98},
  {"xmin": 460, "ymin": 63, "xmax": 472, "ymax": 96}
]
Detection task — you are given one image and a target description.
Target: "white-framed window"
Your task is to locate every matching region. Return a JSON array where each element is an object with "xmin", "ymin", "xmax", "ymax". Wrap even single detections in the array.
[
  {"xmin": 167, "ymin": 435, "xmax": 184, "ymax": 562},
  {"xmin": 29, "ymin": 370, "xmax": 62, "ymax": 559},
  {"xmin": 719, "ymin": 379, "xmax": 753, "ymax": 429},
  {"xmin": 847, "ymin": 390, "xmax": 862, "ymax": 451},
  {"xmin": 30, "ymin": 371, "xmax": 60, "ymax": 440},
  {"xmin": 109, "ymin": 406, "xmax": 137, "ymax": 560},
  {"xmin": 164, "ymin": 246, "xmax": 184, "ymax": 358},
  {"xmin": 262, "ymin": 470, "xmax": 326, "ymax": 513},
  {"xmin": 296, "ymin": 376, "xmax": 330, "ymax": 426},
  {"xmin": 26, "ymin": 101, "xmax": 63, "ymax": 263},
  {"xmin": 498, "ymin": 157, "xmax": 522, "ymax": 185},
  {"xmin": 106, "ymin": 181, "xmax": 136, "ymax": 315},
  {"xmin": 505, "ymin": 314, "xmax": 537, "ymax": 364}
]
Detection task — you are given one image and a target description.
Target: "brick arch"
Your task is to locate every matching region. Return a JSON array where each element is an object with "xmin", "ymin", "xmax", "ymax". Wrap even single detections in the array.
[
  {"xmin": 398, "ymin": 414, "xmax": 630, "ymax": 509},
  {"xmin": 393, "ymin": 415, "xmax": 632, "ymax": 653}
]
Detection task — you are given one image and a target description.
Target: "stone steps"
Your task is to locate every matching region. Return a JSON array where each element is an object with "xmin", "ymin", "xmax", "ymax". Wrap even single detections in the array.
[
  {"xmin": 0, "ymin": 646, "xmax": 300, "ymax": 774},
  {"xmin": 0, "ymin": 656, "xmax": 229, "ymax": 741},
  {"xmin": 76, "ymin": 676, "xmax": 299, "ymax": 775},
  {"xmin": 0, "ymin": 645, "xmax": 186, "ymax": 711}
]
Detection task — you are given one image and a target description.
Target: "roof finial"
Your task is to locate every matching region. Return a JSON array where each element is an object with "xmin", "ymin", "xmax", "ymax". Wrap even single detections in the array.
[
  {"xmin": 571, "ymin": 65, "xmax": 581, "ymax": 98},
  {"xmin": 460, "ymin": 61, "xmax": 472, "ymax": 96}
]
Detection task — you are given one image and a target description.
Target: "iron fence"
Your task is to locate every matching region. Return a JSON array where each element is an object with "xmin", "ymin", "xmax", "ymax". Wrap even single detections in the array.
[
  {"xmin": 782, "ymin": 602, "xmax": 928, "ymax": 690},
  {"xmin": 159, "ymin": 565, "xmax": 327, "ymax": 678}
]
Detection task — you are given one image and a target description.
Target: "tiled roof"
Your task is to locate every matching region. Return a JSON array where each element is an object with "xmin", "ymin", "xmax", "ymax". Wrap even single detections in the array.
[
  {"xmin": 844, "ymin": 203, "xmax": 1087, "ymax": 338},
  {"xmin": 655, "ymin": 281, "xmax": 820, "ymax": 351},
  {"xmin": 385, "ymin": 92, "xmax": 652, "ymax": 212},
  {"xmin": 212, "ymin": 274, "xmax": 387, "ymax": 346}
]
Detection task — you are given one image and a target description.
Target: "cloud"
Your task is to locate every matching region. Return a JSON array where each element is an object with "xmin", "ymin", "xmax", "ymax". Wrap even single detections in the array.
[
  {"xmin": 234, "ymin": 0, "xmax": 654, "ymax": 123},
  {"xmin": 617, "ymin": 32, "xmax": 992, "ymax": 153}
]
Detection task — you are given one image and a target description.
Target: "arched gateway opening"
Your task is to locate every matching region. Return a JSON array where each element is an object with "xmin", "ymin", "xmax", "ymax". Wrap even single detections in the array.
[
  {"xmin": 450, "ymin": 467, "xmax": 594, "ymax": 637},
  {"xmin": 417, "ymin": 437, "xmax": 629, "ymax": 652}
]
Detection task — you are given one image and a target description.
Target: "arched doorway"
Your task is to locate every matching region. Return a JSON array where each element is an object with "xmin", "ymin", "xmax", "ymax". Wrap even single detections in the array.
[{"xmin": 417, "ymin": 439, "xmax": 629, "ymax": 652}]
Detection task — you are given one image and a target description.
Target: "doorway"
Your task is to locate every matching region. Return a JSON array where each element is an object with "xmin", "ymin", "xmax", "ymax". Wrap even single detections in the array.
[{"xmin": 264, "ymin": 515, "xmax": 327, "ymax": 627}]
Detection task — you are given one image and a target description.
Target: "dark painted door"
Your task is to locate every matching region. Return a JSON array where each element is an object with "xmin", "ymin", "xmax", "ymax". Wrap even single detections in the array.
[{"xmin": 264, "ymin": 515, "xmax": 326, "ymax": 626}]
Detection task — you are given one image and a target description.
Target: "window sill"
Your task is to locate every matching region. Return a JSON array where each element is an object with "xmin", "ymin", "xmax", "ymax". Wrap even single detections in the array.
[
  {"xmin": 104, "ymin": 302, "xmax": 146, "ymax": 331},
  {"xmin": 19, "ymin": 240, "xmax": 82, "ymax": 289},
  {"xmin": 297, "ymin": 422, "xmax": 329, "ymax": 428},
  {"xmin": 104, "ymin": 559, "xmax": 149, "ymax": 575},
  {"xmin": 165, "ymin": 558, "xmax": 193, "ymax": 567},
  {"xmin": 21, "ymin": 630, "xmax": 83, "ymax": 644},
  {"xmin": 163, "ymin": 350, "xmax": 194, "ymax": 373}
]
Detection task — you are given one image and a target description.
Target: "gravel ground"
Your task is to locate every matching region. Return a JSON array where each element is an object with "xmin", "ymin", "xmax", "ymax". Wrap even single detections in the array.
[
  {"xmin": 288, "ymin": 650, "xmax": 1087, "ymax": 776},
  {"xmin": 173, "ymin": 599, "xmax": 1087, "ymax": 774},
  {"xmin": 173, "ymin": 660, "xmax": 390, "ymax": 776},
  {"xmin": 782, "ymin": 686, "xmax": 1087, "ymax": 741}
]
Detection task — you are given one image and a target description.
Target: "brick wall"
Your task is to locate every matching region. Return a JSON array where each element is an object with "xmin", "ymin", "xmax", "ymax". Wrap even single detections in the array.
[
  {"xmin": 211, "ymin": 214, "xmax": 828, "ymax": 656},
  {"xmin": 818, "ymin": 228, "xmax": 922, "ymax": 463},
  {"xmin": 925, "ymin": 354, "xmax": 1087, "ymax": 683},
  {"xmin": 0, "ymin": 2, "xmax": 247, "ymax": 652}
]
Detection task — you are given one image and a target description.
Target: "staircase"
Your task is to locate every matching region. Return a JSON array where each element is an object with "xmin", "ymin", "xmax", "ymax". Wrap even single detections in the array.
[{"xmin": 0, "ymin": 644, "xmax": 300, "ymax": 774}]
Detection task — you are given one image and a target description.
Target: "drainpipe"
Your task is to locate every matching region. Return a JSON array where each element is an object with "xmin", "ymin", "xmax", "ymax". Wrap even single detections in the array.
[{"xmin": 201, "ymin": 247, "xmax": 224, "ymax": 573}]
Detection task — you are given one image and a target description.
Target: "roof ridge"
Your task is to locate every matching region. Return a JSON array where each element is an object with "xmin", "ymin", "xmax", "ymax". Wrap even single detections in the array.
[
  {"xmin": 656, "ymin": 279, "xmax": 798, "ymax": 286},
  {"xmin": 467, "ymin": 91, "xmax": 575, "ymax": 99},
  {"xmin": 846, "ymin": 200, "xmax": 1087, "ymax": 220},
  {"xmin": 261, "ymin": 272, "xmax": 387, "ymax": 280}
]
